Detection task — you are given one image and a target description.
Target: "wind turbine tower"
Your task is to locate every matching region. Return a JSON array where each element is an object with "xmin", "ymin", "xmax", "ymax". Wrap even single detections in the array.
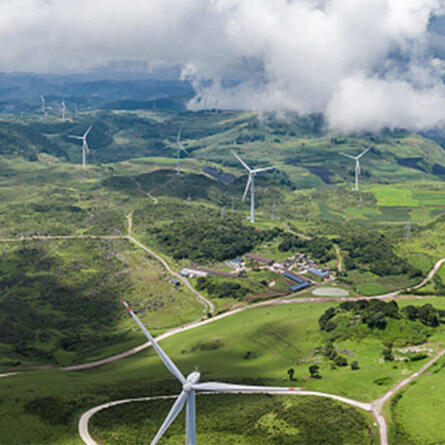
[
  {"xmin": 339, "ymin": 147, "xmax": 371, "ymax": 192},
  {"xmin": 40, "ymin": 94, "xmax": 47, "ymax": 119},
  {"xmin": 69, "ymin": 125, "xmax": 93, "ymax": 168},
  {"xmin": 232, "ymin": 151, "xmax": 276, "ymax": 223},
  {"xmin": 121, "ymin": 299, "xmax": 304, "ymax": 445},
  {"xmin": 167, "ymin": 126, "xmax": 189, "ymax": 175},
  {"xmin": 61, "ymin": 99, "xmax": 66, "ymax": 120}
]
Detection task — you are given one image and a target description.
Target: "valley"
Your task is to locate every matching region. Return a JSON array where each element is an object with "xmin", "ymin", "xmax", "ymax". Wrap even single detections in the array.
[{"xmin": 0, "ymin": 107, "xmax": 444, "ymax": 445}]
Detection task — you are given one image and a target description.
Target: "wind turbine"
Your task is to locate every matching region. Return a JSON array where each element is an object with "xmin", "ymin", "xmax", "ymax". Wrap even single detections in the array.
[
  {"xmin": 166, "ymin": 126, "xmax": 189, "ymax": 175},
  {"xmin": 232, "ymin": 151, "xmax": 276, "ymax": 223},
  {"xmin": 61, "ymin": 99, "xmax": 66, "ymax": 120},
  {"xmin": 121, "ymin": 299, "xmax": 304, "ymax": 445},
  {"xmin": 69, "ymin": 125, "xmax": 93, "ymax": 168},
  {"xmin": 40, "ymin": 94, "xmax": 47, "ymax": 119},
  {"xmin": 339, "ymin": 147, "xmax": 371, "ymax": 192}
]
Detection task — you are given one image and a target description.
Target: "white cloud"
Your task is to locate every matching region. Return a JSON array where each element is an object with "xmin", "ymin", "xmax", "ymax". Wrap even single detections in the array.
[{"xmin": 0, "ymin": 0, "xmax": 444, "ymax": 131}]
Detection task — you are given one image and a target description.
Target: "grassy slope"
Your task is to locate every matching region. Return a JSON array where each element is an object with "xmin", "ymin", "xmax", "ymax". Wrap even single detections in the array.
[
  {"xmin": 388, "ymin": 355, "xmax": 445, "ymax": 444},
  {"xmin": 0, "ymin": 238, "xmax": 202, "ymax": 370},
  {"xmin": 0, "ymin": 298, "xmax": 442, "ymax": 443}
]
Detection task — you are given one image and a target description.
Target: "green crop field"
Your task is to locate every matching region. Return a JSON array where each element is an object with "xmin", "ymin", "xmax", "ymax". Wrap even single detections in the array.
[{"xmin": 369, "ymin": 185, "xmax": 419, "ymax": 207}]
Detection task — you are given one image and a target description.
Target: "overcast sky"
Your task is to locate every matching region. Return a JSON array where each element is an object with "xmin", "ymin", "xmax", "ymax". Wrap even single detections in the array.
[{"xmin": 1, "ymin": 0, "xmax": 445, "ymax": 132}]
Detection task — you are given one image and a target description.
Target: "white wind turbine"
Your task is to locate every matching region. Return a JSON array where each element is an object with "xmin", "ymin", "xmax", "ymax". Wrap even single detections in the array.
[
  {"xmin": 40, "ymin": 94, "xmax": 47, "ymax": 119},
  {"xmin": 61, "ymin": 99, "xmax": 66, "ymax": 120},
  {"xmin": 121, "ymin": 299, "xmax": 304, "ymax": 445},
  {"xmin": 232, "ymin": 151, "xmax": 276, "ymax": 223},
  {"xmin": 339, "ymin": 147, "xmax": 371, "ymax": 192},
  {"xmin": 166, "ymin": 126, "xmax": 189, "ymax": 175},
  {"xmin": 69, "ymin": 125, "xmax": 93, "ymax": 168}
]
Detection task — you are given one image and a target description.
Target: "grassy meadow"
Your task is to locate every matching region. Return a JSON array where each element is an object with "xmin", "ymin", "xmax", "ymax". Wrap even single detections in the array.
[{"xmin": 0, "ymin": 108, "xmax": 444, "ymax": 443}]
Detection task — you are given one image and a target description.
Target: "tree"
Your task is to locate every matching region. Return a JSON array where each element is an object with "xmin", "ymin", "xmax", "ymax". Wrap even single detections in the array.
[
  {"xmin": 334, "ymin": 355, "xmax": 348, "ymax": 367},
  {"xmin": 383, "ymin": 345, "xmax": 394, "ymax": 362},
  {"xmin": 287, "ymin": 368, "xmax": 295, "ymax": 381},
  {"xmin": 350, "ymin": 360, "xmax": 360, "ymax": 370},
  {"xmin": 309, "ymin": 364, "xmax": 321, "ymax": 379}
]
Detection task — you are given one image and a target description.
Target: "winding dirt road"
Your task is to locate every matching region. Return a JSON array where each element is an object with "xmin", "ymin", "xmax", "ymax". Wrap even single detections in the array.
[
  {"xmin": 126, "ymin": 235, "xmax": 214, "ymax": 315},
  {"xmin": 409, "ymin": 258, "xmax": 445, "ymax": 291},
  {"xmin": 372, "ymin": 348, "xmax": 445, "ymax": 445}
]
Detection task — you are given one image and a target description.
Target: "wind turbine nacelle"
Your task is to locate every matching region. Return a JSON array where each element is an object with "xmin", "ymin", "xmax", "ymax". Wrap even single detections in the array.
[{"xmin": 186, "ymin": 371, "xmax": 201, "ymax": 386}]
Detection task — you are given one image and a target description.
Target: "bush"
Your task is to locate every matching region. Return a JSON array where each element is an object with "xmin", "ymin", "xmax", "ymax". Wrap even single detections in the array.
[{"xmin": 350, "ymin": 360, "xmax": 360, "ymax": 370}]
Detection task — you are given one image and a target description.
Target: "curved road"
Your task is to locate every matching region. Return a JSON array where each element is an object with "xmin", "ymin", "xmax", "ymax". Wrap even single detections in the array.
[
  {"xmin": 79, "ymin": 390, "xmax": 373, "ymax": 445},
  {"xmin": 78, "ymin": 347, "xmax": 445, "ymax": 445},
  {"xmin": 409, "ymin": 258, "xmax": 445, "ymax": 291},
  {"xmin": 372, "ymin": 348, "xmax": 445, "ymax": 445},
  {"xmin": 126, "ymin": 235, "xmax": 214, "ymax": 315}
]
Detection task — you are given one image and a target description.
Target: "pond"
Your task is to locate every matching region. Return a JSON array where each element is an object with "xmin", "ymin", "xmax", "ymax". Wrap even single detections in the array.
[{"xmin": 312, "ymin": 287, "xmax": 349, "ymax": 297}]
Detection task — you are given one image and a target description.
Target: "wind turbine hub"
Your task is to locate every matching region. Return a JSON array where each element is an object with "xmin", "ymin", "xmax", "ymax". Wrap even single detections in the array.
[{"xmin": 183, "ymin": 382, "xmax": 193, "ymax": 393}]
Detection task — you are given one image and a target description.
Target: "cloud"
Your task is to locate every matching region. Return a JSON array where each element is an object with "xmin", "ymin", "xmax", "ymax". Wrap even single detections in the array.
[{"xmin": 0, "ymin": 0, "xmax": 444, "ymax": 131}]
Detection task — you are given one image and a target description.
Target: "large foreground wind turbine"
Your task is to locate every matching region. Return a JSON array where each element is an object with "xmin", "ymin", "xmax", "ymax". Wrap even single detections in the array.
[
  {"xmin": 339, "ymin": 147, "xmax": 371, "ymax": 192},
  {"xmin": 122, "ymin": 299, "xmax": 304, "ymax": 445},
  {"xmin": 69, "ymin": 125, "xmax": 93, "ymax": 168},
  {"xmin": 232, "ymin": 151, "xmax": 276, "ymax": 223}
]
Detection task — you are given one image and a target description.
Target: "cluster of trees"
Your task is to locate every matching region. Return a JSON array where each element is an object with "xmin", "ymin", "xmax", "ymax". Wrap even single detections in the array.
[
  {"xmin": 401, "ymin": 304, "xmax": 444, "ymax": 327},
  {"xmin": 196, "ymin": 277, "xmax": 250, "ymax": 300},
  {"xmin": 339, "ymin": 232, "xmax": 422, "ymax": 277},
  {"xmin": 319, "ymin": 300, "xmax": 444, "ymax": 335},
  {"xmin": 151, "ymin": 216, "xmax": 281, "ymax": 262},
  {"xmin": 0, "ymin": 122, "xmax": 66, "ymax": 160},
  {"xmin": 278, "ymin": 234, "xmax": 334, "ymax": 263}
]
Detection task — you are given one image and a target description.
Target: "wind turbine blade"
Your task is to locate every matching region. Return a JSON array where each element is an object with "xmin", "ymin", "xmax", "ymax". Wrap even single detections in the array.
[
  {"xmin": 192, "ymin": 382, "xmax": 304, "ymax": 393},
  {"xmin": 69, "ymin": 135, "xmax": 83, "ymax": 140},
  {"xmin": 151, "ymin": 391, "xmax": 187, "ymax": 445},
  {"xmin": 242, "ymin": 174, "xmax": 252, "ymax": 201},
  {"xmin": 231, "ymin": 151, "xmax": 252, "ymax": 172},
  {"xmin": 253, "ymin": 166, "xmax": 276, "ymax": 174},
  {"xmin": 121, "ymin": 299, "xmax": 186, "ymax": 384},
  {"xmin": 177, "ymin": 126, "xmax": 182, "ymax": 143},
  {"xmin": 83, "ymin": 125, "xmax": 93, "ymax": 138},
  {"xmin": 84, "ymin": 142, "xmax": 90, "ymax": 154},
  {"xmin": 339, "ymin": 152, "xmax": 356, "ymax": 160},
  {"xmin": 357, "ymin": 147, "xmax": 371, "ymax": 159}
]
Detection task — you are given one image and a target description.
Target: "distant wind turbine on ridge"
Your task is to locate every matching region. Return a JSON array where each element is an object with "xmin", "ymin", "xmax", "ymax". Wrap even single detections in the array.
[
  {"xmin": 61, "ymin": 99, "xmax": 66, "ymax": 120},
  {"xmin": 232, "ymin": 151, "xmax": 276, "ymax": 223},
  {"xmin": 69, "ymin": 125, "xmax": 93, "ymax": 168},
  {"xmin": 166, "ymin": 126, "xmax": 189, "ymax": 175},
  {"xmin": 40, "ymin": 94, "xmax": 47, "ymax": 119},
  {"xmin": 339, "ymin": 147, "xmax": 371, "ymax": 192},
  {"xmin": 121, "ymin": 299, "xmax": 304, "ymax": 445}
]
